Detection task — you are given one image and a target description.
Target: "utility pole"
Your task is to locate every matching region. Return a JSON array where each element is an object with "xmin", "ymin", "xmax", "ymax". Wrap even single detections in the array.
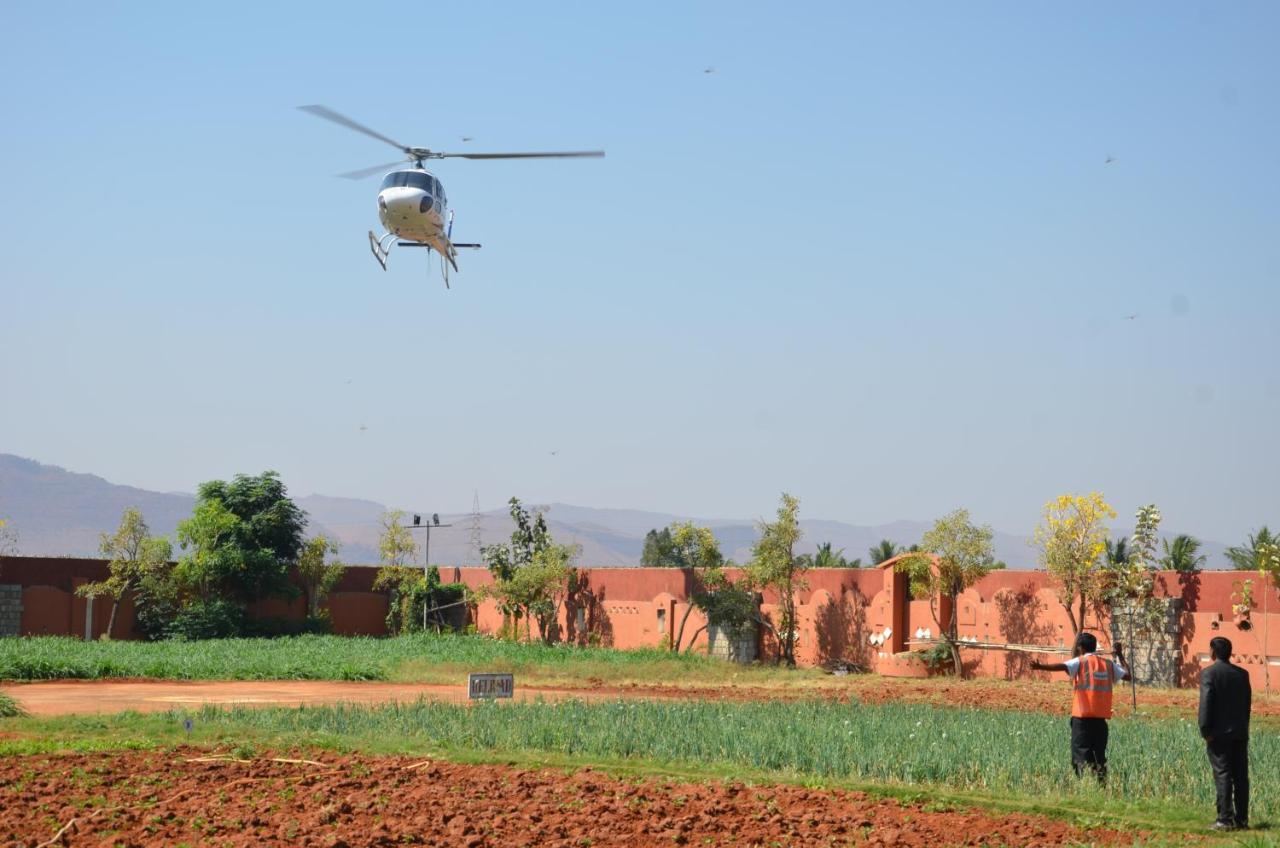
[{"xmin": 408, "ymin": 513, "xmax": 453, "ymax": 631}]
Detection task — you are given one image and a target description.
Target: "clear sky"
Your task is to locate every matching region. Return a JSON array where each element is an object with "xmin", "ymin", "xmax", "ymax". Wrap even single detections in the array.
[{"xmin": 1, "ymin": 2, "xmax": 1277, "ymax": 545}]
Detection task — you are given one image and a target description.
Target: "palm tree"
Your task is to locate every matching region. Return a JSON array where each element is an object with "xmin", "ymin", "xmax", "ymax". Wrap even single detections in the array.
[
  {"xmin": 868, "ymin": 539, "xmax": 900, "ymax": 566},
  {"xmin": 1105, "ymin": 536, "xmax": 1129, "ymax": 566},
  {"xmin": 1225, "ymin": 526, "xmax": 1277, "ymax": 570},
  {"xmin": 812, "ymin": 542, "xmax": 842, "ymax": 568},
  {"xmin": 1161, "ymin": 534, "xmax": 1206, "ymax": 573}
]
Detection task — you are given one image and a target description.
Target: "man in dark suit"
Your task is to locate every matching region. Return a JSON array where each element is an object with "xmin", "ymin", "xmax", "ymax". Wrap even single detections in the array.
[{"xmin": 1199, "ymin": 636, "xmax": 1252, "ymax": 831}]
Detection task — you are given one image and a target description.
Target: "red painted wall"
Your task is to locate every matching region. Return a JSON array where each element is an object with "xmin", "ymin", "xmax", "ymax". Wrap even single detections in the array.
[{"xmin": 3, "ymin": 555, "xmax": 1277, "ymax": 691}]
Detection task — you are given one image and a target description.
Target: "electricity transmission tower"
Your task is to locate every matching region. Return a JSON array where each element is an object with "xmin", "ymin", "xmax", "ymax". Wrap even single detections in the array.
[{"xmin": 469, "ymin": 491, "xmax": 483, "ymax": 564}]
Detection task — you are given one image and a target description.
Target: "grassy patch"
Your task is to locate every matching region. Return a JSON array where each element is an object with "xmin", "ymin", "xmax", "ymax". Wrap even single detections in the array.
[
  {"xmin": 1, "ymin": 697, "xmax": 1272, "ymax": 838},
  {"xmin": 0, "ymin": 690, "xmax": 27, "ymax": 717},
  {"xmin": 0, "ymin": 634, "xmax": 828, "ymax": 688}
]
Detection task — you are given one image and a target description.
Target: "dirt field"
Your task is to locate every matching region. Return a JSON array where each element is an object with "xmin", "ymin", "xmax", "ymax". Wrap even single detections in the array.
[
  {"xmin": 6, "ymin": 674, "xmax": 1278, "ymax": 720},
  {"xmin": 1, "ymin": 680, "xmax": 641, "ymax": 717},
  {"xmin": 0, "ymin": 749, "xmax": 1174, "ymax": 848}
]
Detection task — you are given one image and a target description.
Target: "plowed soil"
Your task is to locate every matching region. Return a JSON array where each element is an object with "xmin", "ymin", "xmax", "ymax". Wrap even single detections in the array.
[{"xmin": 0, "ymin": 749, "xmax": 1173, "ymax": 847}]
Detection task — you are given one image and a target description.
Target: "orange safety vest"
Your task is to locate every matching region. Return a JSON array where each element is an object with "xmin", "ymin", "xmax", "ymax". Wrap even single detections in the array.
[{"xmin": 1071, "ymin": 653, "xmax": 1117, "ymax": 719}]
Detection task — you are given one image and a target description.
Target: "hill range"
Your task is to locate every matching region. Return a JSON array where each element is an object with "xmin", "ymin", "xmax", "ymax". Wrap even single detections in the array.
[{"xmin": 0, "ymin": 453, "xmax": 1233, "ymax": 570}]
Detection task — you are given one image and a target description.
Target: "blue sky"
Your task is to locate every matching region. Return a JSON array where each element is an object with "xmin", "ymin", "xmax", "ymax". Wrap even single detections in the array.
[{"xmin": 1, "ymin": 1, "xmax": 1277, "ymax": 545}]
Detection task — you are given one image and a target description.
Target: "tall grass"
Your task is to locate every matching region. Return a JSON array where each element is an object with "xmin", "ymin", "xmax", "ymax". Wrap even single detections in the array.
[
  {"xmin": 0, "ymin": 691, "xmax": 26, "ymax": 718},
  {"xmin": 193, "ymin": 697, "xmax": 1277, "ymax": 819},
  {"xmin": 0, "ymin": 634, "xmax": 762, "ymax": 683}
]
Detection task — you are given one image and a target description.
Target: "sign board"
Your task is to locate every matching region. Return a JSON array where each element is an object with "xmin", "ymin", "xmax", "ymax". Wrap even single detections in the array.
[{"xmin": 468, "ymin": 672, "xmax": 514, "ymax": 700}]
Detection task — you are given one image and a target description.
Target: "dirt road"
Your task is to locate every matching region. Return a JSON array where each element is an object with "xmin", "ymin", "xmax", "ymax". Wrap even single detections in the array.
[
  {"xmin": 1, "ymin": 679, "xmax": 665, "ymax": 716},
  {"xmin": 5, "ymin": 675, "xmax": 1277, "ymax": 719}
]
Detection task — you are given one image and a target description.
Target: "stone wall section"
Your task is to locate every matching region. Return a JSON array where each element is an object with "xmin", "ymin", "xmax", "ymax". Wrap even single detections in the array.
[{"xmin": 0, "ymin": 584, "xmax": 22, "ymax": 637}]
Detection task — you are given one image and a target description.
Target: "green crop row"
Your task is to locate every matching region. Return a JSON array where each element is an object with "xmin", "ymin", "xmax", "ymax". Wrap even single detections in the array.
[
  {"xmin": 184, "ymin": 697, "xmax": 1276, "ymax": 821},
  {"xmin": 0, "ymin": 634, "xmax": 759, "ymax": 683}
]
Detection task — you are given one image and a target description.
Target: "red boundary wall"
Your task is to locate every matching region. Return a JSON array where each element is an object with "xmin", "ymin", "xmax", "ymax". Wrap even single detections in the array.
[{"xmin": 2, "ymin": 556, "xmax": 1277, "ymax": 691}]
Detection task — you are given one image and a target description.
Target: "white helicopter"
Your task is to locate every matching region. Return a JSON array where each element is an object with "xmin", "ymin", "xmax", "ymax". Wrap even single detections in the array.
[{"xmin": 300, "ymin": 105, "xmax": 604, "ymax": 287}]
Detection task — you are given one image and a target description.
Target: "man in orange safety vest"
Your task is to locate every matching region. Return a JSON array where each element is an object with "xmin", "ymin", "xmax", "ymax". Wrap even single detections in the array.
[{"xmin": 1030, "ymin": 632, "xmax": 1129, "ymax": 783}]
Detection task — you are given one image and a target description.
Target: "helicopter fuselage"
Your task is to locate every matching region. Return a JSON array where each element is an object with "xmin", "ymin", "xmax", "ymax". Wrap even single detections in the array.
[{"xmin": 377, "ymin": 169, "xmax": 451, "ymax": 256}]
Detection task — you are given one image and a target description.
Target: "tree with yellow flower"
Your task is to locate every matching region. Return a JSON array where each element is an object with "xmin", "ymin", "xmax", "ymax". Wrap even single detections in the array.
[{"xmin": 1034, "ymin": 493, "xmax": 1116, "ymax": 636}]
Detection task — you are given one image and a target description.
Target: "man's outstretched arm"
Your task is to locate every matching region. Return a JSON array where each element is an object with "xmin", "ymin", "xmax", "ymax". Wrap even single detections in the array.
[{"xmin": 1030, "ymin": 655, "xmax": 1070, "ymax": 672}]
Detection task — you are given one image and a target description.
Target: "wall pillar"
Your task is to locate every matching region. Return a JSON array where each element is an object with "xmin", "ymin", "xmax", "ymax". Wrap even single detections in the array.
[{"xmin": 882, "ymin": 563, "xmax": 908, "ymax": 654}]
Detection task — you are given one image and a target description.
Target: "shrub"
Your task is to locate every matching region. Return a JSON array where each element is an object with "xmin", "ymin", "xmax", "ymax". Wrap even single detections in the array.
[
  {"xmin": 243, "ymin": 614, "xmax": 332, "ymax": 638},
  {"xmin": 164, "ymin": 599, "xmax": 246, "ymax": 640},
  {"xmin": 0, "ymin": 691, "xmax": 26, "ymax": 718}
]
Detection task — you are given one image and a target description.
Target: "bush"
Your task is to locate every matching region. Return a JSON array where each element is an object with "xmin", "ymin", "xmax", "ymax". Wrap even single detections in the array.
[
  {"xmin": 244, "ymin": 614, "xmax": 333, "ymax": 638},
  {"xmin": 0, "ymin": 691, "xmax": 27, "ymax": 718},
  {"xmin": 164, "ymin": 599, "xmax": 246, "ymax": 640}
]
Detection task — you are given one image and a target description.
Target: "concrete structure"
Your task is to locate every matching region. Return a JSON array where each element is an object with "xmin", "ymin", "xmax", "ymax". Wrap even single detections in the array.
[
  {"xmin": 1, "ymin": 555, "xmax": 1277, "ymax": 691},
  {"xmin": 0, "ymin": 584, "xmax": 21, "ymax": 637}
]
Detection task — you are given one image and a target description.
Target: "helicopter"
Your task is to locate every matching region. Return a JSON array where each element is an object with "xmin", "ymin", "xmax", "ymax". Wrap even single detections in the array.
[{"xmin": 300, "ymin": 105, "xmax": 604, "ymax": 287}]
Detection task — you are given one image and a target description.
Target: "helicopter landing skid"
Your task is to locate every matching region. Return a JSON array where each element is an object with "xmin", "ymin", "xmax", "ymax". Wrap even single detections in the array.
[{"xmin": 367, "ymin": 230, "xmax": 395, "ymax": 271}]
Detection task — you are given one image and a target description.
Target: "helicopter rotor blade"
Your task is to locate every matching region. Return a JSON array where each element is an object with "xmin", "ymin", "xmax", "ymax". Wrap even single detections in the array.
[
  {"xmin": 298, "ymin": 105, "xmax": 409, "ymax": 154},
  {"xmin": 439, "ymin": 151, "xmax": 605, "ymax": 160},
  {"xmin": 335, "ymin": 160, "xmax": 410, "ymax": 180}
]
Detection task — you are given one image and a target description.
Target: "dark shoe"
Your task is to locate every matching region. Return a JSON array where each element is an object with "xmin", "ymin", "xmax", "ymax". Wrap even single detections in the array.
[
  {"xmin": 1209, "ymin": 821, "xmax": 1236, "ymax": 832},
  {"xmin": 1233, "ymin": 822, "xmax": 1248, "ymax": 831}
]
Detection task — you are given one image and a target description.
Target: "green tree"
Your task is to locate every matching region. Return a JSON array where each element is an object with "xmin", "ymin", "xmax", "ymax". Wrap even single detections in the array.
[
  {"xmin": 897, "ymin": 508, "xmax": 1001, "ymax": 677},
  {"xmin": 641, "ymin": 527, "xmax": 686, "ymax": 568},
  {"xmin": 1105, "ymin": 536, "xmax": 1129, "ymax": 567},
  {"xmin": 480, "ymin": 498, "xmax": 576, "ymax": 641},
  {"xmin": 497, "ymin": 542, "xmax": 575, "ymax": 643},
  {"xmin": 187, "ymin": 471, "xmax": 307, "ymax": 602},
  {"xmin": 297, "ymin": 535, "xmax": 346, "ymax": 618},
  {"xmin": 378, "ymin": 510, "xmax": 419, "ymax": 568},
  {"xmin": 374, "ymin": 510, "xmax": 423, "ymax": 634},
  {"xmin": 868, "ymin": 540, "xmax": 900, "ymax": 566},
  {"xmin": 744, "ymin": 493, "xmax": 807, "ymax": 667},
  {"xmin": 1035, "ymin": 493, "xmax": 1116, "ymax": 636},
  {"xmin": 1225, "ymin": 526, "xmax": 1278, "ymax": 570},
  {"xmin": 174, "ymin": 498, "xmax": 242, "ymax": 602},
  {"xmin": 809, "ymin": 542, "xmax": 860, "ymax": 569},
  {"xmin": 1160, "ymin": 534, "xmax": 1206, "ymax": 574},
  {"xmin": 374, "ymin": 565, "xmax": 426, "ymax": 634},
  {"xmin": 75, "ymin": 507, "xmax": 172, "ymax": 639},
  {"xmin": 1259, "ymin": 542, "xmax": 1280, "ymax": 590},
  {"xmin": 665, "ymin": 525, "xmax": 727, "ymax": 650}
]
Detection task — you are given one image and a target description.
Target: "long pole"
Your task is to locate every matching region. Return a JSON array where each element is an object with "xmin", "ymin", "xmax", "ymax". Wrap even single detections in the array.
[
  {"xmin": 405, "ymin": 517, "xmax": 453, "ymax": 632},
  {"xmin": 1127, "ymin": 609, "xmax": 1138, "ymax": 714},
  {"xmin": 427, "ymin": 527, "xmax": 437, "ymax": 635}
]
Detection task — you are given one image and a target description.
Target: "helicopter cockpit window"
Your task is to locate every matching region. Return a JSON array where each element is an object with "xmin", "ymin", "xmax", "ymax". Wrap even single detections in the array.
[{"xmin": 401, "ymin": 172, "xmax": 433, "ymax": 193}]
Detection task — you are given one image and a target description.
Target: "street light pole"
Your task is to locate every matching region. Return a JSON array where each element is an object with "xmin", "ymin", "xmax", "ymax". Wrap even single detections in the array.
[{"xmin": 408, "ymin": 513, "xmax": 453, "ymax": 632}]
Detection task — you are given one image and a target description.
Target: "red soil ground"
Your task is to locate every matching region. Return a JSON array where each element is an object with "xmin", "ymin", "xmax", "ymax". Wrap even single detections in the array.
[
  {"xmin": 6, "ymin": 675, "xmax": 1279, "ymax": 721},
  {"xmin": 0, "ymin": 749, "xmax": 1178, "ymax": 848}
]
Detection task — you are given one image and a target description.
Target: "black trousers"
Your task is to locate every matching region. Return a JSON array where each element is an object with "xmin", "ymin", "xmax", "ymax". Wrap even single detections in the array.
[
  {"xmin": 1070, "ymin": 717, "xmax": 1109, "ymax": 782},
  {"xmin": 1206, "ymin": 739, "xmax": 1249, "ymax": 827}
]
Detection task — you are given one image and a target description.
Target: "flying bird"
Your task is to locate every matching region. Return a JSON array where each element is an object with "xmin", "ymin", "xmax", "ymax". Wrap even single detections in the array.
[
  {"xmin": 461, "ymin": 136, "xmax": 473, "ymax": 142},
  {"xmin": 549, "ymin": 450, "xmax": 559, "ymax": 456},
  {"xmin": 1123, "ymin": 313, "xmax": 1139, "ymax": 320},
  {"xmin": 1105, "ymin": 155, "xmax": 1117, "ymax": 164},
  {"xmin": 359, "ymin": 424, "xmax": 368, "ymax": 433},
  {"xmin": 703, "ymin": 66, "xmax": 715, "ymax": 74}
]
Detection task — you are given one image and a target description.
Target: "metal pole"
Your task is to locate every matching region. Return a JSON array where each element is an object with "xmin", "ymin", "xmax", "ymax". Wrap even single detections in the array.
[
  {"xmin": 1127, "ymin": 609, "xmax": 1138, "ymax": 714},
  {"xmin": 84, "ymin": 594, "xmax": 94, "ymax": 642},
  {"xmin": 430, "ymin": 527, "xmax": 435, "ymax": 635},
  {"xmin": 405, "ymin": 518, "xmax": 452, "ymax": 633}
]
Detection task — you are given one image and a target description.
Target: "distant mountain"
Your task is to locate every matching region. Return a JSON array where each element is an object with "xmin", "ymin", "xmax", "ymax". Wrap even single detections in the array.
[{"xmin": 0, "ymin": 453, "xmax": 1234, "ymax": 569}]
